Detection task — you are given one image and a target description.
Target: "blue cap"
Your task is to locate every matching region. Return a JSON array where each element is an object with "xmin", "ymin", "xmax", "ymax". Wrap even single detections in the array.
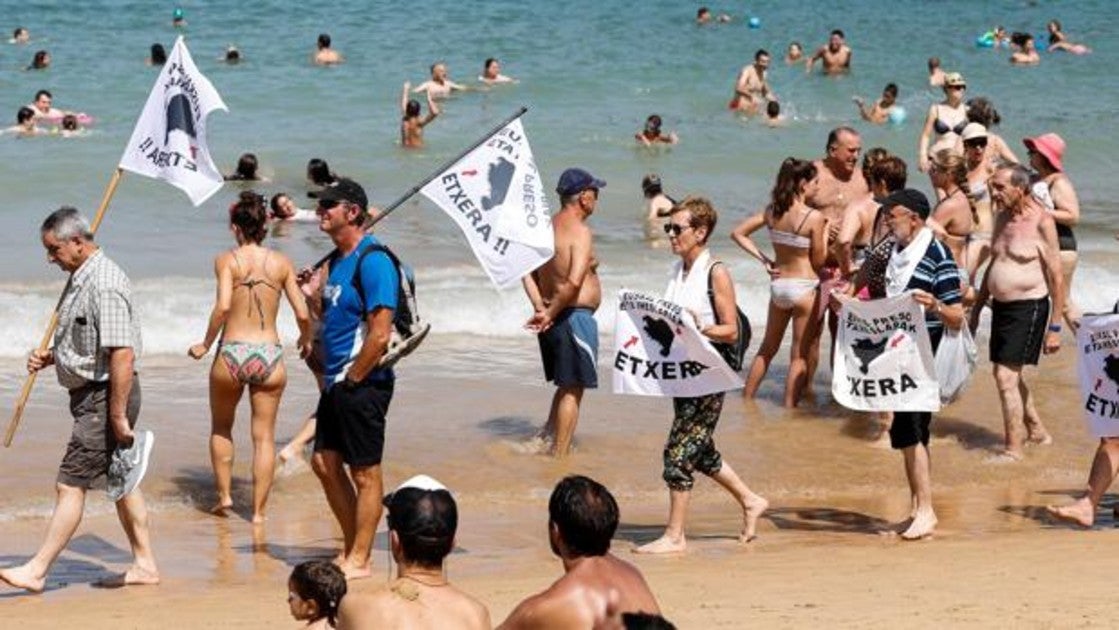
[{"xmin": 556, "ymin": 168, "xmax": 606, "ymax": 197}]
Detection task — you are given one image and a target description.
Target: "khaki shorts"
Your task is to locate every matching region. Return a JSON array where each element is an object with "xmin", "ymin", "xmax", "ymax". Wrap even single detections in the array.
[{"xmin": 57, "ymin": 378, "xmax": 141, "ymax": 490}]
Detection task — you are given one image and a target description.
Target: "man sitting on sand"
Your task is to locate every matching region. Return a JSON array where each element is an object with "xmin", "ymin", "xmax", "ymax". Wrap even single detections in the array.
[
  {"xmin": 338, "ymin": 475, "xmax": 490, "ymax": 629},
  {"xmin": 313, "ymin": 33, "xmax": 343, "ymax": 65},
  {"xmin": 498, "ymin": 476, "xmax": 661, "ymax": 629}
]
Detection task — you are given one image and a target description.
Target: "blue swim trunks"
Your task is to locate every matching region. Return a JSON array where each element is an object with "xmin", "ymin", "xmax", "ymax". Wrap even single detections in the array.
[{"xmin": 538, "ymin": 307, "xmax": 598, "ymax": 388}]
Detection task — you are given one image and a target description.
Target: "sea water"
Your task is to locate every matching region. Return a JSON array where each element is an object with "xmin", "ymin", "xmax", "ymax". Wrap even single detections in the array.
[{"xmin": 0, "ymin": 0, "xmax": 1115, "ymax": 359}]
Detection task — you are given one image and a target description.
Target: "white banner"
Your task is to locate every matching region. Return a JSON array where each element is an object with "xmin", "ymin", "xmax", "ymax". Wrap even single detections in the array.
[
  {"xmin": 119, "ymin": 36, "xmax": 228, "ymax": 206},
  {"xmin": 833, "ymin": 295, "xmax": 940, "ymax": 412},
  {"xmin": 420, "ymin": 118, "xmax": 553, "ymax": 288},
  {"xmin": 612, "ymin": 289, "xmax": 743, "ymax": 397},
  {"xmin": 1076, "ymin": 313, "xmax": 1119, "ymax": 438}
]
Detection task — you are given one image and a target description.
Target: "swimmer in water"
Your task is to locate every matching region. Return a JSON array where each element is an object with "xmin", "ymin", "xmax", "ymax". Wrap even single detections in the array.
[
  {"xmin": 785, "ymin": 42, "xmax": 804, "ymax": 64},
  {"xmin": 172, "ymin": 7, "xmax": 186, "ymax": 28},
  {"xmin": 5, "ymin": 106, "xmax": 43, "ymax": 137},
  {"xmin": 635, "ymin": 114, "xmax": 677, "ymax": 146},
  {"xmin": 927, "ymin": 57, "xmax": 946, "ymax": 87},
  {"xmin": 26, "ymin": 50, "xmax": 49, "ymax": 70},
  {"xmin": 806, "ymin": 29, "xmax": 852, "ymax": 75},
  {"xmin": 730, "ymin": 49, "xmax": 775, "ymax": 115},
  {"xmin": 10, "ymin": 27, "xmax": 29, "ymax": 44},
  {"xmin": 479, "ymin": 57, "xmax": 516, "ymax": 84},
  {"xmin": 1046, "ymin": 20, "xmax": 1091, "ymax": 54},
  {"xmin": 28, "ymin": 90, "xmax": 64, "ymax": 122},
  {"xmin": 225, "ymin": 153, "xmax": 266, "ymax": 182},
  {"xmin": 269, "ymin": 193, "xmax": 317, "ymax": 223},
  {"xmin": 642, "ymin": 174, "xmax": 674, "ymax": 246},
  {"xmin": 695, "ymin": 8, "xmax": 729, "ymax": 25},
  {"xmin": 853, "ymin": 83, "xmax": 898, "ymax": 125},
  {"xmin": 147, "ymin": 43, "xmax": 167, "ymax": 66},
  {"xmin": 58, "ymin": 114, "xmax": 84, "ymax": 138},
  {"xmin": 224, "ymin": 46, "xmax": 242, "ymax": 64},
  {"xmin": 764, "ymin": 101, "xmax": 787, "ymax": 127},
  {"xmin": 1010, "ymin": 33, "xmax": 1040, "ymax": 65},
  {"xmin": 412, "ymin": 62, "xmax": 467, "ymax": 99},
  {"xmin": 992, "ymin": 26, "xmax": 1010, "ymax": 48},
  {"xmin": 312, "ymin": 33, "xmax": 343, "ymax": 65},
  {"xmin": 400, "ymin": 82, "xmax": 439, "ymax": 149}
]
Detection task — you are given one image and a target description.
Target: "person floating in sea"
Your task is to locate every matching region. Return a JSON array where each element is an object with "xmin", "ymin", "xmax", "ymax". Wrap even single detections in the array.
[
  {"xmin": 642, "ymin": 173, "xmax": 674, "ymax": 245},
  {"xmin": 270, "ymin": 193, "xmax": 317, "ymax": 223},
  {"xmin": 635, "ymin": 114, "xmax": 677, "ymax": 146},
  {"xmin": 172, "ymin": 6, "xmax": 186, "ymax": 28},
  {"xmin": 853, "ymin": 83, "xmax": 898, "ymax": 125},
  {"xmin": 5, "ymin": 106, "xmax": 43, "ymax": 137},
  {"xmin": 224, "ymin": 45, "xmax": 242, "ymax": 64},
  {"xmin": 927, "ymin": 57, "xmax": 946, "ymax": 87},
  {"xmin": 224, "ymin": 153, "xmax": 265, "ymax": 182},
  {"xmin": 479, "ymin": 57, "xmax": 516, "ymax": 84},
  {"xmin": 806, "ymin": 29, "xmax": 852, "ymax": 75},
  {"xmin": 313, "ymin": 33, "xmax": 343, "ymax": 65},
  {"xmin": 695, "ymin": 7, "xmax": 730, "ymax": 25},
  {"xmin": 10, "ymin": 26, "xmax": 29, "ymax": 44},
  {"xmin": 764, "ymin": 101, "xmax": 786, "ymax": 127},
  {"xmin": 400, "ymin": 82, "xmax": 439, "ymax": 149},
  {"xmin": 147, "ymin": 43, "xmax": 167, "ymax": 66},
  {"xmin": 729, "ymin": 49, "xmax": 775, "ymax": 115},
  {"xmin": 1046, "ymin": 19, "xmax": 1091, "ymax": 54},
  {"xmin": 785, "ymin": 41, "xmax": 804, "ymax": 64},
  {"xmin": 1010, "ymin": 33, "xmax": 1040, "ymax": 65},
  {"xmin": 26, "ymin": 49, "xmax": 49, "ymax": 70},
  {"xmin": 412, "ymin": 62, "xmax": 467, "ymax": 99},
  {"xmin": 28, "ymin": 89, "xmax": 64, "ymax": 122}
]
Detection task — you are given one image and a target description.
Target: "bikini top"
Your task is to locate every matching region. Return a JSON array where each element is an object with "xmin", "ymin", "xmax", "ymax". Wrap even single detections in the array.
[
  {"xmin": 970, "ymin": 179, "xmax": 989, "ymax": 201},
  {"xmin": 933, "ymin": 104, "xmax": 967, "ymax": 136},
  {"xmin": 768, "ymin": 209, "xmax": 814, "ymax": 249},
  {"xmin": 231, "ymin": 248, "xmax": 280, "ymax": 329}
]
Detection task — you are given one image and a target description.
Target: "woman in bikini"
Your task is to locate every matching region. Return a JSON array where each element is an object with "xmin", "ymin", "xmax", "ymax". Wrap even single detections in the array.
[
  {"xmin": 1026, "ymin": 132, "xmax": 1082, "ymax": 330},
  {"xmin": 732, "ymin": 158, "xmax": 828, "ymax": 407},
  {"xmin": 189, "ymin": 191, "xmax": 311, "ymax": 522},
  {"xmin": 964, "ymin": 97, "xmax": 1018, "ymax": 168},
  {"xmin": 959, "ymin": 123, "xmax": 998, "ymax": 289},
  {"xmin": 926, "ymin": 150, "xmax": 976, "ymax": 283},
  {"xmin": 918, "ymin": 72, "xmax": 968, "ymax": 197}
]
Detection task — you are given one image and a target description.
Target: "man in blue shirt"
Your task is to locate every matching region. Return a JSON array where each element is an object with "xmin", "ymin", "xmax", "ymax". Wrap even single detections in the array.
[{"xmin": 304, "ymin": 179, "xmax": 398, "ymax": 579}]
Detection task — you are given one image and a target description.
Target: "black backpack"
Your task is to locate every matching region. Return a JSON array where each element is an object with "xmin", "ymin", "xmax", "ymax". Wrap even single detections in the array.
[
  {"xmin": 706, "ymin": 261, "xmax": 752, "ymax": 372},
  {"xmin": 345, "ymin": 243, "xmax": 430, "ymax": 368}
]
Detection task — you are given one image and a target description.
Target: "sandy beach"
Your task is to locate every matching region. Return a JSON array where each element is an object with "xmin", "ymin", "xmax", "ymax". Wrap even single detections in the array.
[{"xmin": 2, "ymin": 334, "xmax": 1113, "ymax": 628}]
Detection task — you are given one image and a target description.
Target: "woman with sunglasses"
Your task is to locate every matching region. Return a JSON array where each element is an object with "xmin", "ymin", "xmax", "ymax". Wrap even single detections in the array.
[
  {"xmin": 918, "ymin": 72, "xmax": 968, "ymax": 196},
  {"xmin": 188, "ymin": 191, "xmax": 312, "ymax": 522},
  {"xmin": 1026, "ymin": 132, "xmax": 1082, "ymax": 331},
  {"xmin": 959, "ymin": 123, "xmax": 998, "ymax": 288},
  {"xmin": 732, "ymin": 158, "xmax": 828, "ymax": 407},
  {"xmin": 636, "ymin": 197, "xmax": 768, "ymax": 554},
  {"xmin": 965, "ymin": 97, "xmax": 1018, "ymax": 168}
]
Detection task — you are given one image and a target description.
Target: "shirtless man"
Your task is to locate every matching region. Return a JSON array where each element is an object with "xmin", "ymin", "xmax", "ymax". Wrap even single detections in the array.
[
  {"xmin": 853, "ymin": 83, "xmax": 898, "ymax": 125},
  {"xmin": 313, "ymin": 33, "xmax": 343, "ymax": 65},
  {"xmin": 522, "ymin": 168, "xmax": 604, "ymax": 457},
  {"xmin": 806, "ymin": 29, "xmax": 852, "ymax": 75},
  {"xmin": 729, "ymin": 49, "xmax": 773, "ymax": 115},
  {"xmin": 499, "ymin": 476, "xmax": 660, "ymax": 629},
  {"xmin": 399, "ymin": 82, "xmax": 439, "ymax": 149},
  {"xmin": 642, "ymin": 173, "xmax": 674, "ymax": 246},
  {"xmin": 337, "ymin": 475, "xmax": 490, "ymax": 630},
  {"xmin": 29, "ymin": 89, "xmax": 63, "ymax": 122},
  {"xmin": 412, "ymin": 62, "xmax": 467, "ymax": 100},
  {"xmin": 928, "ymin": 57, "xmax": 946, "ymax": 87},
  {"xmin": 969, "ymin": 164, "xmax": 1062, "ymax": 461},
  {"xmin": 807, "ymin": 127, "xmax": 869, "ymax": 388}
]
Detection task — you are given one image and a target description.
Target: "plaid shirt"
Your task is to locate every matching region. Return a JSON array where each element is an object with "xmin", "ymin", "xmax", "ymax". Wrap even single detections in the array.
[{"xmin": 53, "ymin": 249, "xmax": 142, "ymax": 390}]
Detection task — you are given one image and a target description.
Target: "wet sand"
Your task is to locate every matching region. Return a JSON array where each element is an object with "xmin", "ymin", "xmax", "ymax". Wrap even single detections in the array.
[{"xmin": 1, "ymin": 335, "xmax": 1115, "ymax": 627}]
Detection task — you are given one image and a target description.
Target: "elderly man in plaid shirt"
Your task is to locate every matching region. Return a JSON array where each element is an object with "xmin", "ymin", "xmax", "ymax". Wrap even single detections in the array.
[{"xmin": 1, "ymin": 207, "xmax": 159, "ymax": 593}]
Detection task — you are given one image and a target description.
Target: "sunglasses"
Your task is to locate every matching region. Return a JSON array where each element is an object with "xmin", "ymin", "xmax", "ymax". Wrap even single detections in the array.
[
  {"xmin": 947, "ymin": 85, "xmax": 966, "ymax": 90},
  {"xmin": 964, "ymin": 139, "xmax": 988, "ymax": 149},
  {"xmin": 664, "ymin": 223, "xmax": 694, "ymax": 237}
]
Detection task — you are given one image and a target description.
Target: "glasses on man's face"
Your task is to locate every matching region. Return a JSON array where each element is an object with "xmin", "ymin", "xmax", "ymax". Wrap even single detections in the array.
[
  {"xmin": 664, "ymin": 223, "xmax": 693, "ymax": 237},
  {"xmin": 947, "ymin": 85, "xmax": 965, "ymax": 91},
  {"xmin": 964, "ymin": 139, "xmax": 988, "ymax": 150}
]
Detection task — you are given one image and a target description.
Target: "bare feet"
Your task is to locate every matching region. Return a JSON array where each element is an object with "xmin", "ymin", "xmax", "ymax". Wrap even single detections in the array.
[
  {"xmin": 633, "ymin": 534, "xmax": 687, "ymax": 554},
  {"xmin": 92, "ymin": 565, "xmax": 160, "ymax": 588},
  {"xmin": 1026, "ymin": 432, "xmax": 1053, "ymax": 446},
  {"xmin": 0, "ymin": 565, "xmax": 46, "ymax": 593},
  {"xmin": 741, "ymin": 496, "xmax": 769, "ymax": 542},
  {"xmin": 251, "ymin": 513, "xmax": 267, "ymax": 525},
  {"xmin": 900, "ymin": 509, "xmax": 937, "ymax": 540},
  {"xmin": 985, "ymin": 450, "xmax": 1023, "ymax": 464},
  {"xmin": 210, "ymin": 500, "xmax": 233, "ymax": 517},
  {"xmin": 1046, "ymin": 499, "xmax": 1095, "ymax": 528},
  {"xmin": 878, "ymin": 516, "xmax": 914, "ymax": 537},
  {"xmin": 339, "ymin": 560, "xmax": 372, "ymax": 581}
]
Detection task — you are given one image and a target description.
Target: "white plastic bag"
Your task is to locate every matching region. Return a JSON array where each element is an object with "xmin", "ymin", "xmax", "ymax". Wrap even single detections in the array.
[{"xmin": 934, "ymin": 325, "xmax": 978, "ymax": 404}]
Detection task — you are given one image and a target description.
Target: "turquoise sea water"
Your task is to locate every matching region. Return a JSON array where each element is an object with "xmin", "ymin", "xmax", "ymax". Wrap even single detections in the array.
[{"xmin": 0, "ymin": 0, "xmax": 1115, "ymax": 355}]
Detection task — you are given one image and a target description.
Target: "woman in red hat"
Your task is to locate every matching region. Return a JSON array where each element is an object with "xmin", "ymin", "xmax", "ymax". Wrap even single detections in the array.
[{"xmin": 1025, "ymin": 133, "xmax": 1081, "ymax": 330}]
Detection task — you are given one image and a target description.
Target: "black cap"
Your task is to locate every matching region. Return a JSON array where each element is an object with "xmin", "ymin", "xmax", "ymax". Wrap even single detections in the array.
[
  {"xmin": 879, "ymin": 188, "xmax": 931, "ymax": 220},
  {"xmin": 556, "ymin": 168, "xmax": 607, "ymax": 197},
  {"xmin": 313, "ymin": 178, "xmax": 368, "ymax": 211}
]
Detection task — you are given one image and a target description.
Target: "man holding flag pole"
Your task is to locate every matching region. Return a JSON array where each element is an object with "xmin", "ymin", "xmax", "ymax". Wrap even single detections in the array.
[{"xmin": 2, "ymin": 36, "xmax": 226, "ymax": 591}]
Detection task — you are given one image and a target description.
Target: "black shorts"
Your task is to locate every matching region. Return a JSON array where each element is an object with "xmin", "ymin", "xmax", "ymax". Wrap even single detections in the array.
[
  {"xmin": 58, "ymin": 378, "xmax": 141, "ymax": 490},
  {"xmin": 990, "ymin": 297, "xmax": 1049, "ymax": 366},
  {"xmin": 314, "ymin": 379, "xmax": 393, "ymax": 467},
  {"xmin": 890, "ymin": 411, "xmax": 931, "ymax": 450}
]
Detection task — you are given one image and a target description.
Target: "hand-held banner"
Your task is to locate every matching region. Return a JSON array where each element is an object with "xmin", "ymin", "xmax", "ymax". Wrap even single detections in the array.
[
  {"xmin": 119, "ymin": 36, "xmax": 228, "ymax": 206},
  {"xmin": 1076, "ymin": 313, "xmax": 1119, "ymax": 438},
  {"xmin": 612, "ymin": 289, "xmax": 743, "ymax": 397},
  {"xmin": 419, "ymin": 118, "xmax": 553, "ymax": 288},
  {"xmin": 833, "ymin": 294, "xmax": 940, "ymax": 412}
]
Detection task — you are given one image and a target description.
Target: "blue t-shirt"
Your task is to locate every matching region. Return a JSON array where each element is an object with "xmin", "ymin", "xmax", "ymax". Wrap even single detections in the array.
[{"xmin": 320, "ymin": 235, "xmax": 399, "ymax": 386}]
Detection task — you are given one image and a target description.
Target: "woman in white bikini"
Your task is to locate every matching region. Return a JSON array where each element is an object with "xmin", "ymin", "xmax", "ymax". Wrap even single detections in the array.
[
  {"xmin": 189, "ymin": 191, "xmax": 311, "ymax": 522},
  {"xmin": 732, "ymin": 158, "xmax": 828, "ymax": 407}
]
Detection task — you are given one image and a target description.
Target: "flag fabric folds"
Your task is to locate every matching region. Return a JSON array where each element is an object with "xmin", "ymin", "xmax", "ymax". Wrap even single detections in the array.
[
  {"xmin": 1076, "ymin": 313, "xmax": 1119, "ymax": 438},
  {"xmin": 612, "ymin": 290, "xmax": 744, "ymax": 397},
  {"xmin": 420, "ymin": 118, "xmax": 553, "ymax": 288},
  {"xmin": 119, "ymin": 36, "xmax": 228, "ymax": 206}
]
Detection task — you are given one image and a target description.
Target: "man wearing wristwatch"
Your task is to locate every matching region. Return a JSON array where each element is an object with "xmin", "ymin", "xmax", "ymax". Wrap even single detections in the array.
[
  {"xmin": 300, "ymin": 178, "xmax": 398, "ymax": 579},
  {"xmin": 970, "ymin": 164, "xmax": 1064, "ymax": 461}
]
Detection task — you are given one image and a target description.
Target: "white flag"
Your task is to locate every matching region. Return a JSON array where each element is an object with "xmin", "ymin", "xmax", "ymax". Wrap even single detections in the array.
[
  {"xmin": 119, "ymin": 36, "xmax": 228, "ymax": 206},
  {"xmin": 612, "ymin": 290, "xmax": 743, "ymax": 397},
  {"xmin": 1076, "ymin": 313, "xmax": 1119, "ymax": 438},
  {"xmin": 833, "ymin": 295, "xmax": 941, "ymax": 412},
  {"xmin": 420, "ymin": 118, "xmax": 553, "ymax": 288}
]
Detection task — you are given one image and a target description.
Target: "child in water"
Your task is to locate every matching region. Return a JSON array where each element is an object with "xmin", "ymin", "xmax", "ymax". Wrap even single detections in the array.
[
  {"xmin": 635, "ymin": 114, "xmax": 678, "ymax": 145},
  {"xmin": 287, "ymin": 560, "xmax": 346, "ymax": 629},
  {"xmin": 400, "ymin": 81, "xmax": 439, "ymax": 148}
]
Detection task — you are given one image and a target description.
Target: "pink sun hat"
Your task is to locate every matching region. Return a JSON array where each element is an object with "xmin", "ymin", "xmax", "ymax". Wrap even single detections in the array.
[{"xmin": 1023, "ymin": 133, "xmax": 1066, "ymax": 172}]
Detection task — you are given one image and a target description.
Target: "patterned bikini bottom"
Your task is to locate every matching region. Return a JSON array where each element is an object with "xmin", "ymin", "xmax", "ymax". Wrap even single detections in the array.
[{"xmin": 219, "ymin": 341, "xmax": 284, "ymax": 385}]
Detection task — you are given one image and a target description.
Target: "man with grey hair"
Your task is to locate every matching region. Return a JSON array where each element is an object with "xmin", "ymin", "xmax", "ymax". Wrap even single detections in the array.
[
  {"xmin": 0, "ymin": 207, "xmax": 158, "ymax": 593},
  {"xmin": 970, "ymin": 164, "xmax": 1064, "ymax": 461}
]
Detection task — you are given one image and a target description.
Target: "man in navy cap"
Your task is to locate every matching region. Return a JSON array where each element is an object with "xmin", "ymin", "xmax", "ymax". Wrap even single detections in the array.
[{"xmin": 522, "ymin": 168, "xmax": 605, "ymax": 456}]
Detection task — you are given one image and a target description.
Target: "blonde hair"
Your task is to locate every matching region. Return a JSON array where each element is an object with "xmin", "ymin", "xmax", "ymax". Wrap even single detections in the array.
[
  {"xmin": 670, "ymin": 196, "xmax": 718, "ymax": 244},
  {"xmin": 933, "ymin": 149, "xmax": 977, "ymax": 224}
]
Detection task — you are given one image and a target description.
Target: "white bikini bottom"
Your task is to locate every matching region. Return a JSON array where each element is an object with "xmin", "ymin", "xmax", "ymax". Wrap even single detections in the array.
[{"xmin": 770, "ymin": 278, "xmax": 820, "ymax": 310}]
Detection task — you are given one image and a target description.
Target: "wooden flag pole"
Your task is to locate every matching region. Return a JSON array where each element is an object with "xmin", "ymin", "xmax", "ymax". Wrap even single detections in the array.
[{"xmin": 5, "ymin": 168, "xmax": 125, "ymax": 447}]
